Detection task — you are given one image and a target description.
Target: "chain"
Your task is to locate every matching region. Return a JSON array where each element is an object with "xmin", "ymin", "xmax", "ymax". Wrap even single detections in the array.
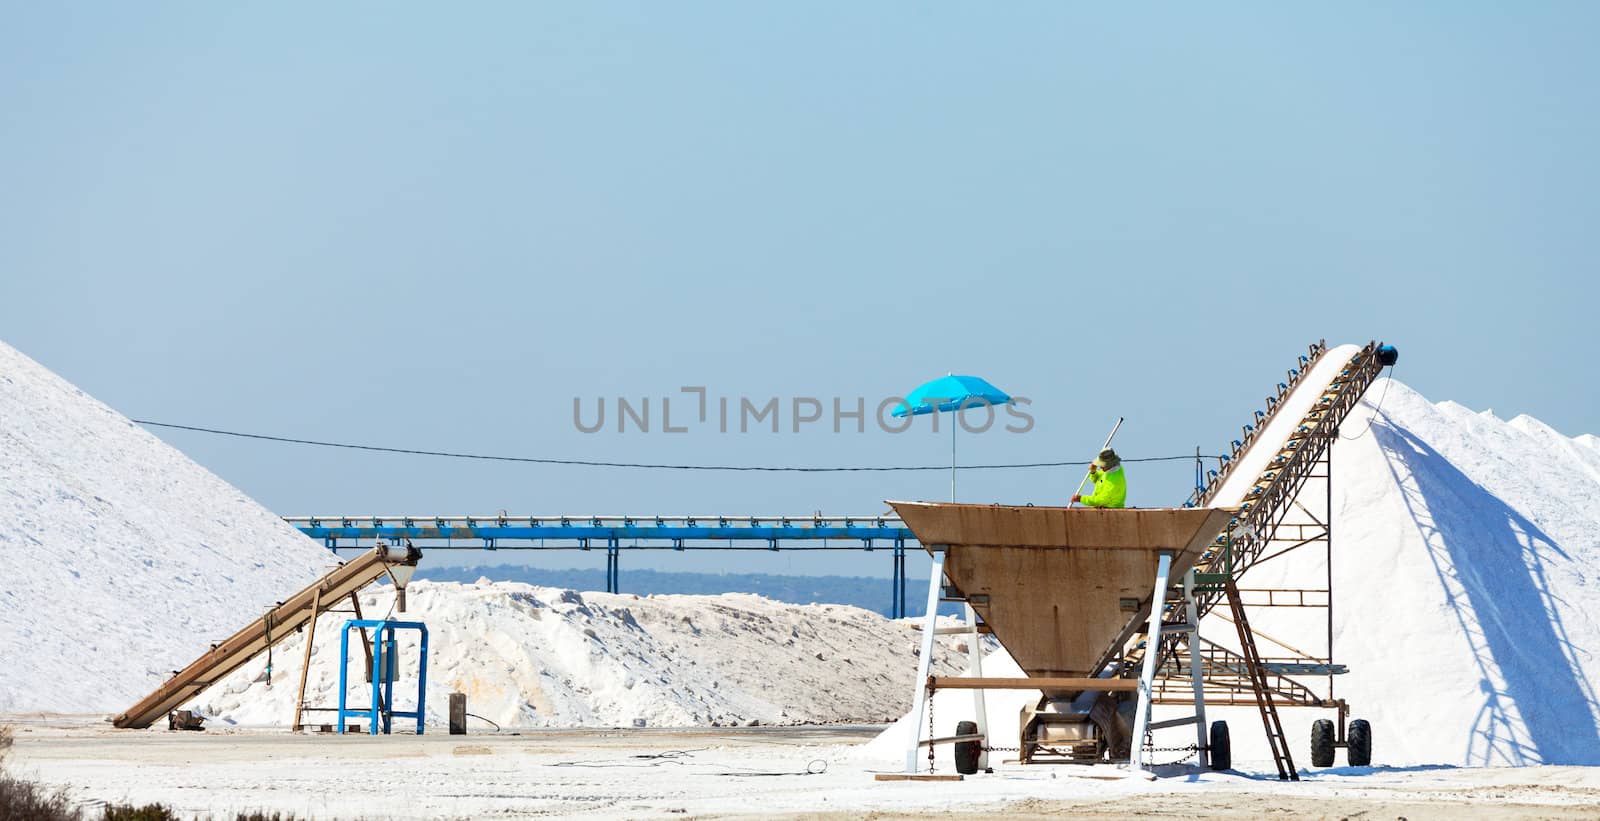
[
  {"xmin": 926, "ymin": 688, "xmax": 935, "ymax": 772},
  {"xmin": 978, "ymin": 738, "xmax": 1197, "ymax": 764},
  {"xmin": 1140, "ymin": 739, "xmax": 1200, "ymax": 768}
]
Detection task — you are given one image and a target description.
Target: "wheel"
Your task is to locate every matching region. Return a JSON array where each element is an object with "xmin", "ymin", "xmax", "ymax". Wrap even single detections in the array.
[
  {"xmin": 1346, "ymin": 719, "xmax": 1372, "ymax": 767},
  {"xmin": 953, "ymin": 720, "xmax": 981, "ymax": 775},
  {"xmin": 1208, "ymin": 720, "xmax": 1231, "ymax": 771},
  {"xmin": 1310, "ymin": 719, "xmax": 1336, "ymax": 767}
]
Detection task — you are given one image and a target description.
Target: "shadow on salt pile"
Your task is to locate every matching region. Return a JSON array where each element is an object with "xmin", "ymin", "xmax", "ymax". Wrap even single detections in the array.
[{"xmin": 1374, "ymin": 416, "xmax": 1600, "ymax": 765}]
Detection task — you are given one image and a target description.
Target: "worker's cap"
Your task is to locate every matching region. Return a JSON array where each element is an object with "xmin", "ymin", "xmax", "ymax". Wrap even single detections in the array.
[{"xmin": 1093, "ymin": 448, "xmax": 1121, "ymax": 470}]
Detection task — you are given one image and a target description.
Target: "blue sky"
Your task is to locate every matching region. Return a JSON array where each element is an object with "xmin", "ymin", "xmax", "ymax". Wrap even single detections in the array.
[{"xmin": 3, "ymin": 4, "xmax": 1595, "ymax": 579}]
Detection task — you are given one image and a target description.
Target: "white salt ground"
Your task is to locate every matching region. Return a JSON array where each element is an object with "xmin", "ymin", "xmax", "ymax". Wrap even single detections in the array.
[{"xmin": 6, "ymin": 718, "xmax": 1600, "ymax": 821}]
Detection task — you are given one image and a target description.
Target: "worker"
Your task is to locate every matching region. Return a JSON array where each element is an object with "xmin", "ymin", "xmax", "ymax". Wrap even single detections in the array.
[{"xmin": 1072, "ymin": 449, "xmax": 1127, "ymax": 508}]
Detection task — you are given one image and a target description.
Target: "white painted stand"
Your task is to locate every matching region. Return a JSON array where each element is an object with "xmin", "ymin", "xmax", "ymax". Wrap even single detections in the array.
[
  {"xmin": 1183, "ymin": 568, "xmax": 1210, "ymax": 768},
  {"xmin": 1129, "ymin": 554, "xmax": 1210, "ymax": 775},
  {"xmin": 906, "ymin": 547, "xmax": 947, "ymax": 773},
  {"xmin": 964, "ymin": 602, "xmax": 989, "ymax": 771},
  {"xmin": 1128, "ymin": 551, "xmax": 1172, "ymax": 773}
]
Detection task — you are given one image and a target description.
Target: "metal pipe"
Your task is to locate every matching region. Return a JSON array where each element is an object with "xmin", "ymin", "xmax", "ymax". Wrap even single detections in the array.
[
  {"xmin": 1327, "ymin": 429, "xmax": 1335, "ymax": 704},
  {"xmin": 951, "ymin": 415, "xmax": 958, "ymax": 502}
]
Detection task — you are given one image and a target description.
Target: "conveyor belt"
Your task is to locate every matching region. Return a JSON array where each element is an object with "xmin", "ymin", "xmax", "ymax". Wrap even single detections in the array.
[
  {"xmin": 112, "ymin": 543, "xmax": 420, "ymax": 729},
  {"xmin": 1190, "ymin": 342, "xmax": 1389, "ymax": 611},
  {"xmin": 1091, "ymin": 340, "xmax": 1390, "ymax": 678}
]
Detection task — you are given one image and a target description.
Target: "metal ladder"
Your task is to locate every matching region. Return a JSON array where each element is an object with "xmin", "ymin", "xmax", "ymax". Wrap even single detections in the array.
[{"xmin": 1223, "ymin": 579, "xmax": 1297, "ymax": 780}]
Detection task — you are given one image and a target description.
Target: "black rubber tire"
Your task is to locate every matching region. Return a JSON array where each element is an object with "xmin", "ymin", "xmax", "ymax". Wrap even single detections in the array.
[
  {"xmin": 1347, "ymin": 719, "xmax": 1372, "ymax": 767},
  {"xmin": 954, "ymin": 720, "xmax": 981, "ymax": 775},
  {"xmin": 1310, "ymin": 719, "xmax": 1336, "ymax": 767},
  {"xmin": 1209, "ymin": 720, "xmax": 1232, "ymax": 771}
]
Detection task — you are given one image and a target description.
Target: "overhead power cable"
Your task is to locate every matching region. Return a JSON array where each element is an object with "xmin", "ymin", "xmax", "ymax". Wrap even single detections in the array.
[{"xmin": 132, "ymin": 419, "xmax": 1220, "ymax": 473}]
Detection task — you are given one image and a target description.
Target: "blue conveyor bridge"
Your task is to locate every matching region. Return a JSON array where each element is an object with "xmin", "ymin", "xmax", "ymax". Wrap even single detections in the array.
[{"xmin": 286, "ymin": 514, "xmax": 919, "ymax": 617}]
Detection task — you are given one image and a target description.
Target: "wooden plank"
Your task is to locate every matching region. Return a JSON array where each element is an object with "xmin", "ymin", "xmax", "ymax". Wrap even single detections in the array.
[
  {"xmin": 929, "ymin": 676, "xmax": 1138, "ymax": 691},
  {"xmin": 917, "ymin": 733, "xmax": 985, "ymax": 748},
  {"xmin": 874, "ymin": 773, "xmax": 964, "ymax": 782},
  {"xmin": 291, "ymin": 586, "xmax": 323, "ymax": 732},
  {"xmin": 932, "ymin": 624, "xmax": 993, "ymax": 635}
]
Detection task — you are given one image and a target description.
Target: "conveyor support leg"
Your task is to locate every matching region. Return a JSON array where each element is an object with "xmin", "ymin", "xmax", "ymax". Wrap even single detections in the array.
[
  {"xmin": 1130, "ymin": 551, "xmax": 1173, "ymax": 774},
  {"xmin": 965, "ymin": 602, "xmax": 989, "ymax": 772},
  {"xmin": 1185, "ymin": 568, "xmax": 1210, "ymax": 768},
  {"xmin": 906, "ymin": 547, "xmax": 947, "ymax": 773}
]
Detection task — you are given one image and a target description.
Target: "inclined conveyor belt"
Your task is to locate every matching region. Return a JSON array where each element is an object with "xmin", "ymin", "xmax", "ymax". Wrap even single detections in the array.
[
  {"xmin": 1092, "ymin": 340, "xmax": 1392, "ymax": 678},
  {"xmin": 112, "ymin": 543, "xmax": 420, "ymax": 729}
]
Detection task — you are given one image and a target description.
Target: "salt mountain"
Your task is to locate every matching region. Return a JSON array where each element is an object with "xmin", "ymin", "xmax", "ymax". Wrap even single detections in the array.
[{"xmin": 0, "ymin": 340, "xmax": 333, "ymax": 714}]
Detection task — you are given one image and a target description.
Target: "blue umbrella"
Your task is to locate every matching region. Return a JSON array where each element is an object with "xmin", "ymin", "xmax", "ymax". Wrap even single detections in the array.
[{"xmin": 893, "ymin": 374, "xmax": 1012, "ymax": 501}]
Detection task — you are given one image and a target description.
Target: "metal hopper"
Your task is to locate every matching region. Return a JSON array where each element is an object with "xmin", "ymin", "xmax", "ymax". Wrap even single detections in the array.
[
  {"xmin": 887, "ymin": 501, "xmax": 1237, "ymax": 774},
  {"xmin": 890, "ymin": 502, "xmax": 1235, "ymax": 680}
]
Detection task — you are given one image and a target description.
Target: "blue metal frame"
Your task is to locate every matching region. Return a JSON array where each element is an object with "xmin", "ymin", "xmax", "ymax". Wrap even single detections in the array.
[
  {"xmin": 337, "ymin": 619, "xmax": 429, "ymax": 736},
  {"xmin": 287, "ymin": 515, "xmax": 920, "ymax": 617},
  {"xmin": 291, "ymin": 516, "xmax": 911, "ymax": 545}
]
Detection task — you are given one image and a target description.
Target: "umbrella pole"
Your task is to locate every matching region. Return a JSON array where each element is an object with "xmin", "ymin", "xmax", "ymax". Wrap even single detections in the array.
[
  {"xmin": 950, "ymin": 417, "xmax": 957, "ymax": 502},
  {"xmin": 1069, "ymin": 417, "xmax": 1124, "ymax": 507}
]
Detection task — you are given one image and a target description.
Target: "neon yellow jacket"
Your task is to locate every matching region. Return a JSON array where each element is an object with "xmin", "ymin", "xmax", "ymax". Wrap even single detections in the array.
[{"xmin": 1081, "ymin": 465, "xmax": 1127, "ymax": 509}]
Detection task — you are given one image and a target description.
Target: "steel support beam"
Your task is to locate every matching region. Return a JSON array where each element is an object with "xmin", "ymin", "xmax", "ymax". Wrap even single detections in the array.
[
  {"xmin": 964, "ymin": 602, "xmax": 990, "ymax": 772},
  {"xmin": 1130, "ymin": 550, "xmax": 1174, "ymax": 774},
  {"xmin": 906, "ymin": 547, "xmax": 946, "ymax": 774}
]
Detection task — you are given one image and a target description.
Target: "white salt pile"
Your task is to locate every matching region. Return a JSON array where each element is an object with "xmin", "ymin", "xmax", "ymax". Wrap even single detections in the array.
[
  {"xmin": 0, "ymin": 340, "xmax": 335, "ymax": 714},
  {"xmin": 197, "ymin": 581, "xmax": 974, "ymax": 728},
  {"xmin": 0, "ymin": 338, "xmax": 971, "ymax": 725}
]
